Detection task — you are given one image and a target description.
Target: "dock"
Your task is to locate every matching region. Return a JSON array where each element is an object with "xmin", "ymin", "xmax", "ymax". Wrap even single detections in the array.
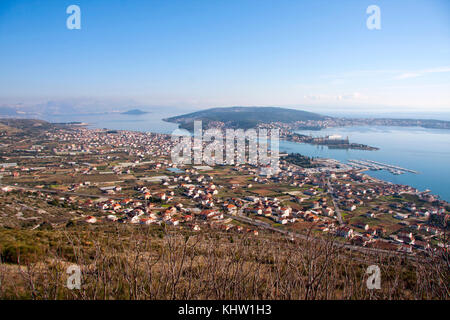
[
  {"xmin": 347, "ymin": 159, "xmax": 419, "ymax": 175},
  {"xmin": 363, "ymin": 159, "xmax": 419, "ymax": 174}
]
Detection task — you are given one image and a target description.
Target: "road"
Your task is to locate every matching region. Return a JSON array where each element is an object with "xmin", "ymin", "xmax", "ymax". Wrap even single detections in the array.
[
  {"xmin": 2, "ymin": 183, "xmax": 418, "ymax": 259},
  {"xmin": 326, "ymin": 178, "xmax": 344, "ymax": 225},
  {"xmin": 224, "ymin": 213, "xmax": 418, "ymax": 259}
]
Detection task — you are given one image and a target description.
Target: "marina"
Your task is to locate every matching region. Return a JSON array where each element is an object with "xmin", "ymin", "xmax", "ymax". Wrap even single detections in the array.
[
  {"xmin": 39, "ymin": 115, "xmax": 450, "ymax": 202},
  {"xmin": 347, "ymin": 159, "xmax": 419, "ymax": 175}
]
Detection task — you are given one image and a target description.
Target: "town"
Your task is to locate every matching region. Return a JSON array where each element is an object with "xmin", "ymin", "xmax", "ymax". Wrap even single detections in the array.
[{"xmin": 0, "ymin": 120, "xmax": 448, "ymax": 257}]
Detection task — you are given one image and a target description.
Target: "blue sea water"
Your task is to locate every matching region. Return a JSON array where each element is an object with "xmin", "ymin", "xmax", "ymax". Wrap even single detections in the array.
[
  {"xmin": 280, "ymin": 126, "xmax": 450, "ymax": 201},
  {"xmin": 43, "ymin": 110, "xmax": 181, "ymax": 134},
  {"xmin": 42, "ymin": 113, "xmax": 450, "ymax": 201}
]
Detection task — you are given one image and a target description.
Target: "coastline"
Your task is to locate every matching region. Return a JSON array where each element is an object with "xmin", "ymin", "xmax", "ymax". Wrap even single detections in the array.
[{"xmin": 49, "ymin": 120, "xmax": 448, "ymax": 203}]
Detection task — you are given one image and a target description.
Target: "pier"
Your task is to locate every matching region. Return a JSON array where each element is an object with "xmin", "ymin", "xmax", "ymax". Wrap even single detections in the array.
[
  {"xmin": 363, "ymin": 159, "xmax": 419, "ymax": 174},
  {"xmin": 347, "ymin": 159, "xmax": 419, "ymax": 175}
]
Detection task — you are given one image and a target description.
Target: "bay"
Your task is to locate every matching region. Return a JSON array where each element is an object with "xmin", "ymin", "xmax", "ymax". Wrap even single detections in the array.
[
  {"xmin": 42, "ymin": 113, "xmax": 450, "ymax": 201},
  {"xmin": 280, "ymin": 126, "xmax": 450, "ymax": 201},
  {"xmin": 43, "ymin": 110, "xmax": 181, "ymax": 134}
]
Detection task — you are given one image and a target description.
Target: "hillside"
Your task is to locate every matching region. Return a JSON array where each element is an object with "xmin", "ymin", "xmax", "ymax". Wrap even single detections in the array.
[
  {"xmin": 164, "ymin": 106, "xmax": 329, "ymax": 129},
  {"xmin": 0, "ymin": 119, "xmax": 53, "ymax": 134},
  {"xmin": 0, "ymin": 119, "xmax": 73, "ymax": 140},
  {"xmin": 1, "ymin": 216, "xmax": 446, "ymax": 300}
]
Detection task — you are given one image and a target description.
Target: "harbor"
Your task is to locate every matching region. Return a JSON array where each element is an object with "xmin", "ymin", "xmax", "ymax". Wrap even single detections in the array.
[{"xmin": 347, "ymin": 159, "xmax": 419, "ymax": 175}]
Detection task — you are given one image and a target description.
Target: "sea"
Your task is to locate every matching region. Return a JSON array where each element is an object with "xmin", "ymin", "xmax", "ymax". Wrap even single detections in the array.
[
  {"xmin": 280, "ymin": 126, "xmax": 450, "ymax": 202},
  {"xmin": 41, "ymin": 111, "xmax": 450, "ymax": 202}
]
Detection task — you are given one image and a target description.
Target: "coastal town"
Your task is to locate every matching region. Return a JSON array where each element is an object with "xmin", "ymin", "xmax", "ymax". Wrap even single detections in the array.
[
  {"xmin": 256, "ymin": 117, "xmax": 450, "ymax": 131},
  {"xmin": 2, "ymin": 0, "xmax": 450, "ymax": 303},
  {"xmin": 0, "ymin": 120, "xmax": 448, "ymax": 257}
]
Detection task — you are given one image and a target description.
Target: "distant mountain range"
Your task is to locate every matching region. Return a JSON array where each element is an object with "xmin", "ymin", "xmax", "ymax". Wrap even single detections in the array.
[{"xmin": 164, "ymin": 106, "xmax": 328, "ymax": 129}]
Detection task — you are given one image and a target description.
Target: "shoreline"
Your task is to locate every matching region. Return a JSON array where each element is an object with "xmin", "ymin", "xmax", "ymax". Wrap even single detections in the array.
[{"xmin": 56, "ymin": 122, "xmax": 447, "ymax": 203}]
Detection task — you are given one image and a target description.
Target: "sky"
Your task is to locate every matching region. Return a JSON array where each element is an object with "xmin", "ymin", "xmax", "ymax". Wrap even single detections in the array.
[{"xmin": 0, "ymin": 0, "xmax": 449, "ymax": 114}]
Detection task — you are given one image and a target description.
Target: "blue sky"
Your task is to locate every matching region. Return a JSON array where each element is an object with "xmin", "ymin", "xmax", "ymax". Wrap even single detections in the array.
[{"xmin": 0, "ymin": 0, "xmax": 449, "ymax": 114}]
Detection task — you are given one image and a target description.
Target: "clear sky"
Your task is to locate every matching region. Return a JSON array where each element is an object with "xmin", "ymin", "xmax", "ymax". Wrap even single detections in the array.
[{"xmin": 0, "ymin": 0, "xmax": 449, "ymax": 114}]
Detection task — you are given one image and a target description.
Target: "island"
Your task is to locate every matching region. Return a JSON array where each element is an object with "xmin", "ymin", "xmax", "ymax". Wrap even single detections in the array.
[
  {"xmin": 121, "ymin": 109, "xmax": 149, "ymax": 115},
  {"xmin": 165, "ymin": 106, "xmax": 450, "ymax": 131},
  {"xmin": 164, "ymin": 106, "xmax": 379, "ymax": 150},
  {"xmin": 283, "ymin": 132, "xmax": 379, "ymax": 151},
  {"xmin": 164, "ymin": 106, "xmax": 328, "ymax": 130}
]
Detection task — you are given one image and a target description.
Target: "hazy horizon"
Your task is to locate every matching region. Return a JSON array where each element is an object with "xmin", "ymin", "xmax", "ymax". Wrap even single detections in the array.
[
  {"xmin": 1, "ymin": 0, "xmax": 449, "ymax": 114},
  {"xmin": 3, "ymin": 102, "xmax": 450, "ymax": 122}
]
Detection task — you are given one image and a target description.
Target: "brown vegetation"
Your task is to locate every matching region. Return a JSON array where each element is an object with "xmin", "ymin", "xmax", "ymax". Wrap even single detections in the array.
[{"xmin": 0, "ymin": 224, "xmax": 448, "ymax": 300}]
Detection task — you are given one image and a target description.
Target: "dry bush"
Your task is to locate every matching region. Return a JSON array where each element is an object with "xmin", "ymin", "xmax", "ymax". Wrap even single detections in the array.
[{"xmin": 0, "ymin": 224, "xmax": 448, "ymax": 300}]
